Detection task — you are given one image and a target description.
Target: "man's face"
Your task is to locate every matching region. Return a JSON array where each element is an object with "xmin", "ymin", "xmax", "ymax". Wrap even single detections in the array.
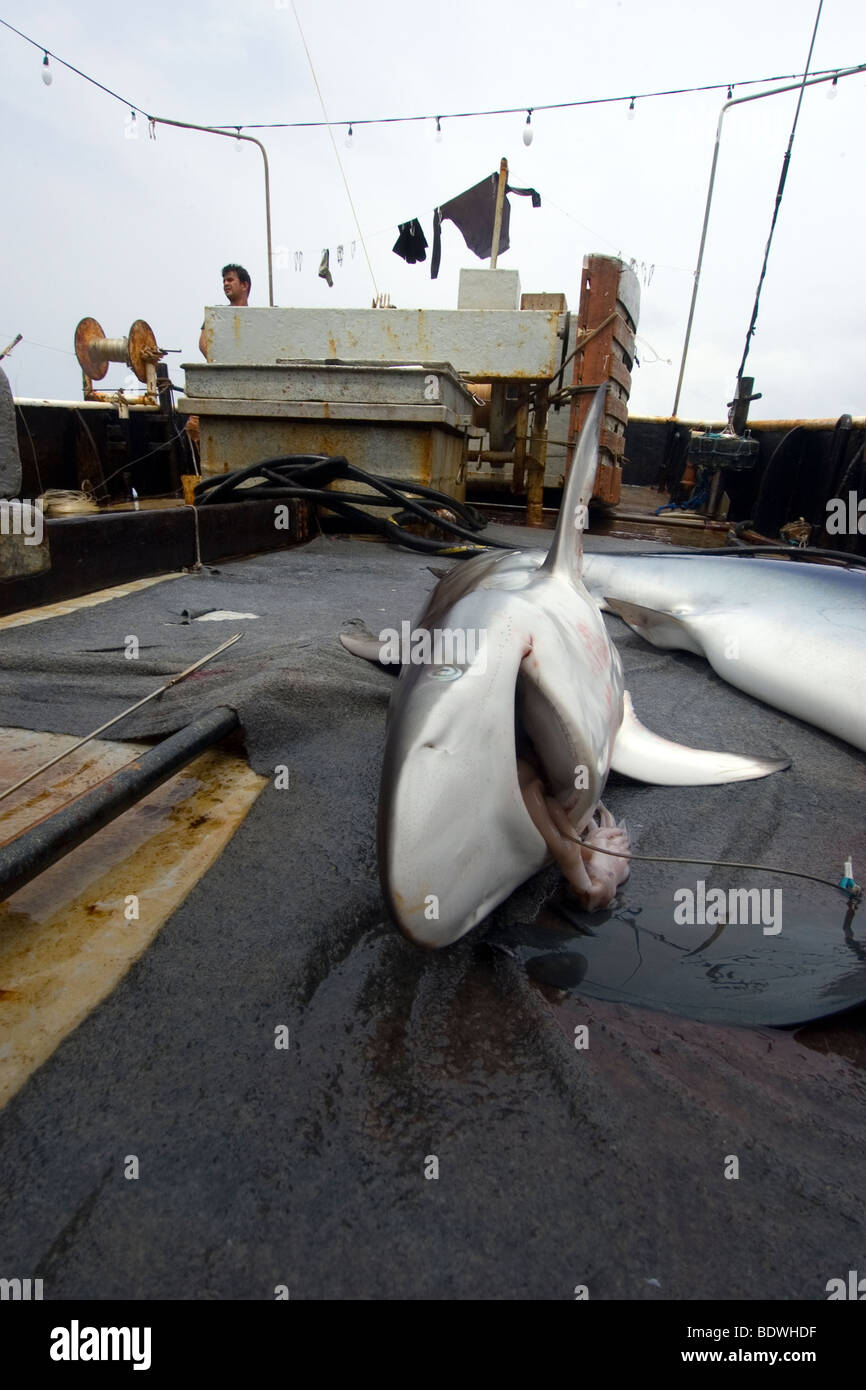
[{"xmin": 223, "ymin": 271, "xmax": 247, "ymax": 304}]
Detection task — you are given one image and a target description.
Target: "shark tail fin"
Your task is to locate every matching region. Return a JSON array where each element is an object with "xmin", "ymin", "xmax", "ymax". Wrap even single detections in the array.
[
  {"xmin": 610, "ymin": 691, "xmax": 790, "ymax": 785},
  {"xmin": 542, "ymin": 383, "xmax": 607, "ymax": 586}
]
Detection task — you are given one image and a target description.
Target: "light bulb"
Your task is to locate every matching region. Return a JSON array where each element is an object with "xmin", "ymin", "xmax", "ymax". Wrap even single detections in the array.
[
  {"xmin": 727, "ymin": 85, "xmax": 733, "ymax": 100},
  {"xmin": 435, "ymin": 117, "xmax": 443, "ymax": 144},
  {"xmin": 41, "ymin": 52, "xmax": 52, "ymax": 86},
  {"xmin": 627, "ymin": 97, "xmax": 635, "ymax": 120},
  {"xmin": 234, "ymin": 127, "xmax": 242, "ymax": 153},
  {"xmin": 523, "ymin": 110, "xmax": 533, "ymax": 146},
  {"xmin": 344, "ymin": 123, "xmax": 354, "ymax": 148},
  {"xmin": 827, "ymin": 76, "xmax": 838, "ymax": 100}
]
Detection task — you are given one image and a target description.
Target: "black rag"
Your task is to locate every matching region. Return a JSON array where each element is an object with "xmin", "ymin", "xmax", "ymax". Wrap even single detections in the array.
[{"xmin": 392, "ymin": 219, "xmax": 428, "ymax": 264}]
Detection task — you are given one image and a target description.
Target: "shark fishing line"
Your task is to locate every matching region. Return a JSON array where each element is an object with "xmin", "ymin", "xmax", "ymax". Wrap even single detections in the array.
[{"xmin": 567, "ymin": 831, "xmax": 863, "ymax": 908}]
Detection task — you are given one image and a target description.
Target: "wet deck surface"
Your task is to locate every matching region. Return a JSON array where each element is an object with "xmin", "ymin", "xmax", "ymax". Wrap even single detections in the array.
[{"xmin": 0, "ymin": 528, "xmax": 863, "ymax": 1300}]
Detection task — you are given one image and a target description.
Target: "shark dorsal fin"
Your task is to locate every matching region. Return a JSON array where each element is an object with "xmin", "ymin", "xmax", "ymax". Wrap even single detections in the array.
[{"xmin": 542, "ymin": 383, "xmax": 607, "ymax": 584}]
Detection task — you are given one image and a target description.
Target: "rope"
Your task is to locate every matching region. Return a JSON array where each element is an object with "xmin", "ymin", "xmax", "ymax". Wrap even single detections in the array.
[
  {"xmin": 737, "ymin": 0, "xmax": 824, "ymax": 381},
  {"xmin": 289, "ymin": 2, "xmax": 379, "ymax": 298}
]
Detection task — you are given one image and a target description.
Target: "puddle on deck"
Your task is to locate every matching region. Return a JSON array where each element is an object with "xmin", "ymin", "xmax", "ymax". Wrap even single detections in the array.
[
  {"xmin": 485, "ymin": 881, "xmax": 866, "ymax": 1034},
  {"xmin": 0, "ymin": 727, "xmax": 265, "ymax": 1109}
]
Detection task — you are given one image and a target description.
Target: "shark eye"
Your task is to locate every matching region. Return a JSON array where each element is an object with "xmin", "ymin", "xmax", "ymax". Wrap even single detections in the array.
[{"xmin": 427, "ymin": 665, "xmax": 464, "ymax": 682}]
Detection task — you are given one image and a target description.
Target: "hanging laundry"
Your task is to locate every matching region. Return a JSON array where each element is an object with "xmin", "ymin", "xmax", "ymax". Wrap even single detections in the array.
[
  {"xmin": 392, "ymin": 219, "xmax": 428, "ymax": 264},
  {"xmin": 430, "ymin": 173, "xmax": 541, "ymax": 278},
  {"xmin": 506, "ymin": 183, "xmax": 542, "ymax": 208},
  {"xmin": 318, "ymin": 249, "xmax": 333, "ymax": 288}
]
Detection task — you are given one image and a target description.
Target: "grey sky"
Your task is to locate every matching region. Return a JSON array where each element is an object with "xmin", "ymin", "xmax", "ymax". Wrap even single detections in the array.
[{"xmin": 1, "ymin": 0, "xmax": 863, "ymax": 422}]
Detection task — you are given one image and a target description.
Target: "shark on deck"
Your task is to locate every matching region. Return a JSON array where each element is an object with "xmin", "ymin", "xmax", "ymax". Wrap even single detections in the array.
[{"xmin": 342, "ymin": 388, "xmax": 789, "ymax": 948}]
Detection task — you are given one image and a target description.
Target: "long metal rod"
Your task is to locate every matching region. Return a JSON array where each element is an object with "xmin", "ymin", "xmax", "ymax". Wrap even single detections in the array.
[
  {"xmin": 0, "ymin": 633, "xmax": 243, "ymax": 806},
  {"xmin": 671, "ymin": 61, "xmax": 866, "ymax": 418},
  {"xmin": 0, "ymin": 706, "xmax": 240, "ymax": 901},
  {"xmin": 149, "ymin": 116, "xmax": 274, "ymax": 307}
]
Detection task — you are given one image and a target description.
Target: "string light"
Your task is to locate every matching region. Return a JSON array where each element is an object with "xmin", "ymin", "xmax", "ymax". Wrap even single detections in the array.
[
  {"xmin": 0, "ymin": 20, "xmax": 861, "ymax": 136},
  {"xmin": 434, "ymin": 116, "xmax": 442, "ymax": 143},
  {"xmin": 727, "ymin": 84, "xmax": 733, "ymax": 99},
  {"xmin": 523, "ymin": 109, "xmax": 534, "ymax": 145},
  {"xmin": 827, "ymin": 73, "xmax": 838, "ymax": 99},
  {"xmin": 344, "ymin": 123, "xmax": 353, "ymax": 149},
  {"xmin": 627, "ymin": 97, "xmax": 636, "ymax": 120}
]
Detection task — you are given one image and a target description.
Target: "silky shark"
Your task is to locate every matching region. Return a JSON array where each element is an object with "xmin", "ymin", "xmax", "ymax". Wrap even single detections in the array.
[
  {"xmin": 580, "ymin": 550, "xmax": 866, "ymax": 754},
  {"xmin": 341, "ymin": 388, "xmax": 788, "ymax": 948}
]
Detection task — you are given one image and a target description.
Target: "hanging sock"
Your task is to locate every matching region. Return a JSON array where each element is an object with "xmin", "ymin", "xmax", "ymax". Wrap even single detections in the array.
[
  {"xmin": 392, "ymin": 219, "xmax": 428, "ymax": 264},
  {"xmin": 318, "ymin": 250, "xmax": 333, "ymax": 287},
  {"xmin": 505, "ymin": 183, "xmax": 541, "ymax": 208}
]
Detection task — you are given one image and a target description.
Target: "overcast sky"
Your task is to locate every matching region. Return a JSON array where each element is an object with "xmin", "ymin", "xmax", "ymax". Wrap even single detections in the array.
[{"xmin": 1, "ymin": 0, "xmax": 863, "ymax": 423}]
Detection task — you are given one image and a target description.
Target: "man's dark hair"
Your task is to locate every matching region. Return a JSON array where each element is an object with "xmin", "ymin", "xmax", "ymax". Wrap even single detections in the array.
[{"xmin": 221, "ymin": 263, "xmax": 251, "ymax": 289}]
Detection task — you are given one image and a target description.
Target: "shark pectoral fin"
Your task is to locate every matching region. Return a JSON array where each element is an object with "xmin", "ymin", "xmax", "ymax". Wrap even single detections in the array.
[
  {"xmin": 339, "ymin": 625, "xmax": 402, "ymax": 671},
  {"xmin": 603, "ymin": 598, "xmax": 703, "ymax": 655},
  {"xmin": 610, "ymin": 691, "xmax": 790, "ymax": 785}
]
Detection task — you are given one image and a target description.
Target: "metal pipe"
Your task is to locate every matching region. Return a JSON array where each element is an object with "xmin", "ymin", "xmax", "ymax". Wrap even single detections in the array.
[
  {"xmin": 672, "ymin": 62, "xmax": 866, "ymax": 419},
  {"xmin": 526, "ymin": 389, "xmax": 549, "ymax": 526},
  {"xmin": 0, "ymin": 633, "xmax": 243, "ymax": 805},
  {"xmin": 149, "ymin": 116, "xmax": 274, "ymax": 307},
  {"xmin": 13, "ymin": 398, "xmax": 159, "ymax": 410},
  {"xmin": 0, "ymin": 706, "xmax": 240, "ymax": 902}
]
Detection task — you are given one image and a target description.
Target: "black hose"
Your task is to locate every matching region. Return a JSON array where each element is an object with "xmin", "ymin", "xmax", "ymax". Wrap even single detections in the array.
[{"xmin": 193, "ymin": 454, "xmax": 515, "ymax": 556}]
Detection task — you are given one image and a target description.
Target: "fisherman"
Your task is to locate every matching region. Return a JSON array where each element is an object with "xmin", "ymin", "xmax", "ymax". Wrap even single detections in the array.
[
  {"xmin": 198, "ymin": 263, "xmax": 251, "ymax": 357},
  {"xmin": 187, "ymin": 264, "xmax": 253, "ymax": 459}
]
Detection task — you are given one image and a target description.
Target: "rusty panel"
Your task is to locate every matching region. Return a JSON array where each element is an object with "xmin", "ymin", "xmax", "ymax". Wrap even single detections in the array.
[
  {"xmin": 567, "ymin": 254, "xmax": 638, "ymax": 499},
  {"xmin": 520, "ymin": 292, "xmax": 568, "ymax": 312},
  {"xmin": 605, "ymin": 395, "xmax": 630, "ymax": 428},
  {"xmin": 608, "ymin": 356, "xmax": 632, "ymax": 393},
  {"xmin": 200, "ymin": 417, "xmax": 466, "ymax": 504},
  {"xmin": 600, "ymin": 427, "xmax": 625, "ymax": 459}
]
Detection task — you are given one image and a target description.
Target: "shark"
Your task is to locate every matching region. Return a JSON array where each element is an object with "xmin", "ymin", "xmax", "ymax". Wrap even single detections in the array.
[
  {"xmin": 580, "ymin": 550, "xmax": 866, "ymax": 754},
  {"xmin": 341, "ymin": 387, "xmax": 789, "ymax": 948}
]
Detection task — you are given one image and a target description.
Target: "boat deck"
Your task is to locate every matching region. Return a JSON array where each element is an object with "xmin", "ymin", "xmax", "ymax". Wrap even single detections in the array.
[{"xmin": 0, "ymin": 527, "xmax": 863, "ymax": 1299}]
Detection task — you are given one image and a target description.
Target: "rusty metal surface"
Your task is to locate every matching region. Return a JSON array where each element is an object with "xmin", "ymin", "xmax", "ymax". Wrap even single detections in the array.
[
  {"xmin": 202, "ymin": 306, "xmax": 562, "ymax": 380},
  {"xmin": 0, "ymin": 727, "xmax": 264, "ymax": 1110},
  {"xmin": 566, "ymin": 256, "xmax": 639, "ymax": 501},
  {"xmin": 198, "ymin": 416, "xmax": 467, "ymax": 502},
  {"xmin": 181, "ymin": 397, "xmax": 470, "ymax": 428},
  {"xmin": 73, "ymin": 318, "xmax": 109, "ymax": 382},
  {"xmin": 182, "ymin": 361, "xmax": 474, "ymax": 414},
  {"xmin": 127, "ymin": 319, "xmax": 162, "ymax": 383}
]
